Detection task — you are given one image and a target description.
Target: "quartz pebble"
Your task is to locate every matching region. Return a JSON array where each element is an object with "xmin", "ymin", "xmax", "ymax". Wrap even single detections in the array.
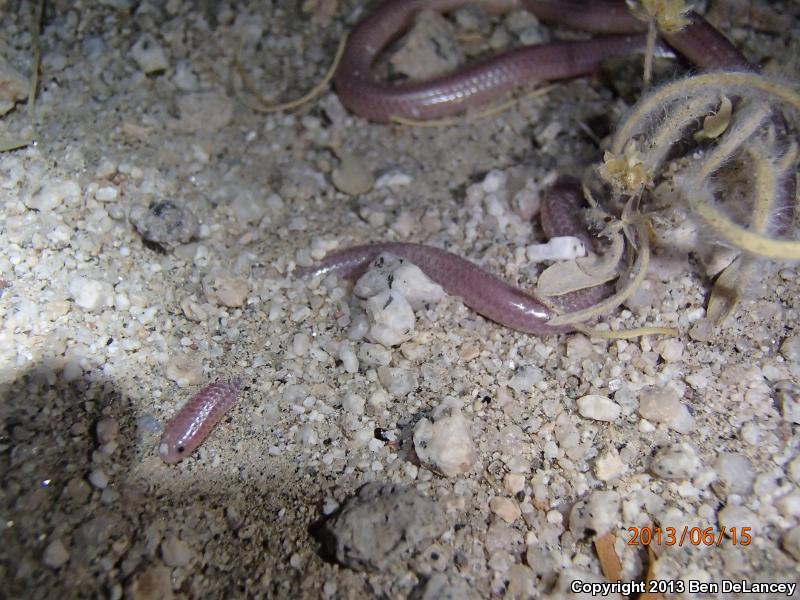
[
  {"xmin": 637, "ymin": 386, "xmax": 681, "ymax": 423},
  {"xmin": 713, "ymin": 453, "xmax": 755, "ymax": 496},
  {"xmin": 651, "ymin": 443, "xmax": 701, "ymax": 479},
  {"xmin": 96, "ymin": 417, "xmax": 119, "ymax": 444},
  {"xmin": 129, "ymin": 201, "xmax": 198, "ymax": 245},
  {"xmin": 782, "ymin": 526, "xmax": 800, "ymax": 561},
  {"xmin": 129, "ymin": 33, "xmax": 168, "ymax": 74},
  {"xmin": 42, "ymin": 539, "xmax": 70, "ymax": 569},
  {"xmin": 526, "ymin": 236, "xmax": 585, "ymax": 261},
  {"xmin": 378, "ymin": 366, "xmax": 417, "ymax": 396},
  {"xmin": 69, "ymin": 277, "xmax": 114, "ymax": 312},
  {"xmin": 718, "ymin": 504, "xmax": 758, "ymax": 533},
  {"xmin": 570, "ymin": 491, "xmax": 620, "ymax": 536},
  {"xmin": 490, "ymin": 497, "xmax": 521, "ymax": 523},
  {"xmin": 202, "ymin": 269, "xmax": 249, "ymax": 307},
  {"xmin": 577, "ymin": 395, "xmax": 620, "ymax": 421},
  {"xmin": 365, "ymin": 290, "xmax": 415, "ymax": 346},
  {"xmin": 342, "ymin": 393, "xmax": 366, "ymax": 415},
  {"xmin": 88, "ymin": 469, "xmax": 109, "ymax": 489},
  {"xmin": 322, "ymin": 482, "xmax": 447, "ymax": 572},
  {"xmin": 160, "ymin": 535, "xmax": 192, "ymax": 567},
  {"xmin": 413, "ymin": 399, "xmax": 476, "ymax": 477}
]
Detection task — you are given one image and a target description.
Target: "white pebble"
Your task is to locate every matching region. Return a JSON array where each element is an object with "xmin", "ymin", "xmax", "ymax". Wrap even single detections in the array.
[
  {"xmin": 342, "ymin": 393, "xmax": 366, "ymax": 415},
  {"xmin": 42, "ymin": 539, "xmax": 70, "ymax": 569},
  {"xmin": 595, "ymin": 449, "xmax": 627, "ymax": 481},
  {"xmin": 338, "ymin": 344, "xmax": 359, "ymax": 373},
  {"xmin": 94, "ymin": 185, "xmax": 119, "ymax": 202},
  {"xmin": 718, "ymin": 504, "xmax": 758, "ymax": 534},
  {"xmin": 378, "ymin": 366, "xmax": 417, "ymax": 396},
  {"xmin": 504, "ymin": 473, "xmax": 525, "ymax": 495},
  {"xmin": 714, "ymin": 453, "xmax": 755, "ymax": 495},
  {"xmin": 129, "ymin": 33, "xmax": 168, "ymax": 74},
  {"xmin": 366, "ymin": 290, "xmax": 415, "ymax": 347},
  {"xmin": 577, "ymin": 395, "xmax": 620, "ymax": 421},
  {"xmin": 96, "ymin": 418, "xmax": 119, "ymax": 444},
  {"xmin": 389, "ymin": 264, "xmax": 444, "ymax": 310},
  {"xmin": 296, "ymin": 425, "xmax": 318, "ymax": 446},
  {"xmin": 651, "ymin": 443, "xmax": 701, "ymax": 479},
  {"xmin": 414, "ymin": 401, "xmax": 476, "ymax": 477},
  {"xmin": 775, "ymin": 490, "xmax": 800, "ymax": 518},
  {"xmin": 787, "ymin": 456, "xmax": 800, "ymax": 485},
  {"xmin": 482, "ymin": 169, "xmax": 507, "ymax": 193},
  {"xmin": 782, "ymin": 527, "xmax": 800, "ymax": 560},
  {"xmin": 202, "ymin": 269, "xmax": 249, "ymax": 307},
  {"xmin": 69, "ymin": 277, "xmax": 114, "ymax": 312},
  {"xmin": 490, "ymin": 497, "xmax": 521, "ymax": 523},
  {"xmin": 570, "ymin": 491, "xmax": 620, "ymax": 536},
  {"xmin": 160, "ymin": 535, "xmax": 192, "ymax": 567},
  {"xmin": 88, "ymin": 469, "xmax": 109, "ymax": 489},
  {"xmin": 508, "ymin": 366, "xmax": 543, "ymax": 393},
  {"xmin": 292, "ymin": 333, "xmax": 310, "ymax": 356},
  {"xmin": 638, "ymin": 386, "xmax": 681, "ymax": 423},
  {"xmin": 655, "ymin": 338, "xmax": 684, "ymax": 362},
  {"xmin": 526, "ymin": 236, "xmax": 586, "ymax": 262},
  {"xmin": 357, "ymin": 343, "xmax": 391, "ymax": 366}
]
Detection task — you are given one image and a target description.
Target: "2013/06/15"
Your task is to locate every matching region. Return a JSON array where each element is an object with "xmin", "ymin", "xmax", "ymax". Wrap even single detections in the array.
[{"xmin": 627, "ymin": 526, "xmax": 752, "ymax": 547}]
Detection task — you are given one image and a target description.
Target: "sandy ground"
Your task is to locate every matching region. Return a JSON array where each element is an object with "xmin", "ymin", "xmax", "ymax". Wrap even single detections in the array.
[{"xmin": 1, "ymin": 0, "xmax": 800, "ymax": 598}]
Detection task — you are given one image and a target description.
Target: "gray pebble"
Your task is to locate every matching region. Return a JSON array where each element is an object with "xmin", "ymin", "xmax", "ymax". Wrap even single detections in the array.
[
  {"xmin": 129, "ymin": 201, "xmax": 198, "ymax": 246},
  {"xmin": 160, "ymin": 535, "xmax": 192, "ymax": 567},
  {"xmin": 321, "ymin": 482, "xmax": 448, "ymax": 572},
  {"xmin": 42, "ymin": 539, "xmax": 70, "ymax": 569}
]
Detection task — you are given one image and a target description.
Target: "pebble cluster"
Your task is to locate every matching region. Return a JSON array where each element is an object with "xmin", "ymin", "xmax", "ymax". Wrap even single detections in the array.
[{"xmin": 1, "ymin": 0, "xmax": 799, "ymax": 598}]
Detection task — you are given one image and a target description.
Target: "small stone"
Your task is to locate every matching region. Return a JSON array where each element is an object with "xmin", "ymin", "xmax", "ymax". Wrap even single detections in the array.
[
  {"xmin": 413, "ymin": 572, "xmax": 478, "ymax": 600},
  {"xmin": 292, "ymin": 333, "xmax": 310, "ymax": 356},
  {"xmin": 160, "ymin": 535, "xmax": 192, "ymax": 567},
  {"xmin": 651, "ymin": 443, "xmax": 701, "ymax": 480},
  {"xmin": 23, "ymin": 180, "xmax": 80, "ymax": 212},
  {"xmin": 780, "ymin": 336, "xmax": 800, "ymax": 362},
  {"xmin": 505, "ymin": 565, "xmax": 535, "ymax": 599},
  {"xmin": 378, "ymin": 366, "xmax": 417, "ymax": 396},
  {"xmin": 775, "ymin": 490, "xmax": 800, "ymax": 518},
  {"xmin": 357, "ymin": 343, "xmax": 391, "ymax": 366},
  {"xmin": 95, "ymin": 185, "xmax": 119, "ymax": 202},
  {"xmin": 508, "ymin": 366, "xmax": 544, "ymax": 394},
  {"xmin": 787, "ymin": 456, "xmax": 800, "ymax": 485},
  {"xmin": 69, "ymin": 277, "xmax": 114, "ymax": 312},
  {"xmin": 389, "ymin": 10, "xmax": 462, "ymax": 79},
  {"xmin": 0, "ymin": 55, "xmax": 29, "ymax": 115},
  {"xmin": 322, "ymin": 482, "xmax": 447, "ymax": 572},
  {"xmin": 389, "ymin": 264, "xmax": 444, "ymax": 310},
  {"xmin": 174, "ymin": 91, "xmax": 234, "ymax": 133},
  {"xmin": 713, "ymin": 453, "xmax": 755, "ymax": 496},
  {"xmin": 595, "ymin": 449, "xmax": 627, "ymax": 481},
  {"xmin": 638, "ymin": 386, "xmax": 682, "ymax": 423},
  {"xmin": 413, "ymin": 400, "xmax": 476, "ymax": 477},
  {"xmin": 504, "ymin": 473, "xmax": 525, "ymax": 495},
  {"xmin": 202, "ymin": 269, "xmax": 249, "ymax": 307},
  {"xmin": 331, "ymin": 149, "xmax": 374, "ymax": 196},
  {"xmin": 577, "ymin": 395, "xmax": 620, "ymax": 421},
  {"xmin": 366, "ymin": 290, "xmax": 415, "ymax": 346},
  {"xmin": 129, "ymin": 200, "xmax": 198, "ymax": 245},
  {"xmin": 88, "ymin": 469, "xmax": 109, "ymax": 489},
  {"xmin": 718, "ymin": 504, "xmax": 758, "ymax": 534},
  {"xmin": 569, "ymin": 491, "xmax": 620, "ymax": 536},
  {"xmin": 96, "ymin": 417, "xmax": 119, "ymax": 444},
  {"xmin": 490, "ymin": 497, "xmax": 521, "ymax": 523},
  {"xmin": 782, "ymin": 526, "xmax": 800, "ymax": 561},
  {"xmin": 127, "ymin": 565, "xmax": 174, "ymax": 600},
  {"xmin": 342, "ymin": 393, "xmax": 366, "ymax": 415},
  {"xmin": 129, "ymin": 33, "xmax": 168, "ymax": 74},
  {"xmin": 42, "ymin": 539, "xmax": 70, "ymax": 569},
  {"xmin": 296, "ymin": 424, "xmax": 318, "ymax": 446},
  {"xmin": 655, "ymin": 338, "xmax": 684, "ymax": 362},
  {"xmin": 64, "ymin": 477, "xmax": 91, "ymax": 504}
]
